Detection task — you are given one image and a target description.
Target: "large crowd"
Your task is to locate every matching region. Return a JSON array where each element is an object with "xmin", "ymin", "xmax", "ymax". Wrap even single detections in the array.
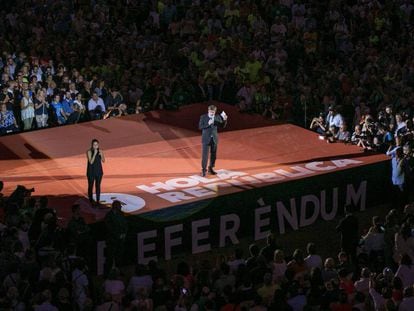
[
  {"xmin": 3, "ymin": 185, "xmax": 414, "ymax": 310},
  {"xmin": 2, "ymin": 0, "xmax": 414, "ymax": 310}
]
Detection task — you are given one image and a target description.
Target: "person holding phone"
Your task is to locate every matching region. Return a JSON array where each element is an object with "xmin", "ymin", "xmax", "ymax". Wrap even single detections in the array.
[
  {"xmin": 86, "ymin": 138, "xmax": 105, "ymax": 205},
  {"xmin": 198, "ymin": 105, "xmax": 228, "ymax": 176}
]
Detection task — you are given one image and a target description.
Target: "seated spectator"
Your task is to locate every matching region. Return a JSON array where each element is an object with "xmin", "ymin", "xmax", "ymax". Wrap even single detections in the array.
[
  {"xmin": 0, "ymin": 103, "xmax": 18, "ymax": 134},
  {"xmin": 309, "ymin": 113, "xmax": 326, "ymax": 135},
  {"xmin": 336, "ymin": 123, "xmax": 350, "ymax": 142},
  {"xmin": 106, "ymin": 88, "xmax": 124, "ymax": 112},
  {"xmin": 88, "ymin": 92, "xmax": 106, "ymax": 120}
]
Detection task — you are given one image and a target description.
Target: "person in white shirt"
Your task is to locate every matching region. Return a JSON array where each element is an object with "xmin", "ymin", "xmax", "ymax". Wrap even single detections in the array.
[
  {"xmin": 326, "ymin": 106, "xmax": 344, "ymax": 128},
  {"xmin": 304, "ymin": 243, "xmax": 322, "ymax": 269},
  {"xmin": 88, "ymin": 92, "xmax": 106, "ymax": 120}
]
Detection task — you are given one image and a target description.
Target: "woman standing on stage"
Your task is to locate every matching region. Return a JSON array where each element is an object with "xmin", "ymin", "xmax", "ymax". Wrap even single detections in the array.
[{"xmin": 86, "ymin": 139, "xmax": 105, "ymax": 205}]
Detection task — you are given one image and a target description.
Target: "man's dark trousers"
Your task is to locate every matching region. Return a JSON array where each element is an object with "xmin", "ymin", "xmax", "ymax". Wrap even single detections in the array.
[{"xmin": 202, "ymin": 137, "xmax": 217, "ymax": 172}]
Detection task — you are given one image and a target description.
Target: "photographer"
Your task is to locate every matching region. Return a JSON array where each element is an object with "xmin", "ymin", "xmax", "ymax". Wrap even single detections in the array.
[
  {"xmin": 309, "ymin": 113, "xmax": 326, "ymax": 135},
  {"xmin": 386, "ymin": 145, "xmax": 409, "ymax": 208}
]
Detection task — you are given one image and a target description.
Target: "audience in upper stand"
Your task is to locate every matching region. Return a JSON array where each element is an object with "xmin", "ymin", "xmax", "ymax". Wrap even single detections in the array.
[{"xmin": 3, "ymin": 0, "xmax": 414, "ymax": 310}]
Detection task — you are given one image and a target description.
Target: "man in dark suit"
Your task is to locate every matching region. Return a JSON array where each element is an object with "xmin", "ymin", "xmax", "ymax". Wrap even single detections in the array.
[{"xmin": 199, "ymin": 105, "xmax": 228, "ymax": 176}]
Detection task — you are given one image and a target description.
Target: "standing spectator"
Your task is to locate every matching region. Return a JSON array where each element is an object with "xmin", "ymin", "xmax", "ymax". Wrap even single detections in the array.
[
  {"xmin": 304, "ymin": 243, "xmax": 323, "ymax": 269},
  {"xmin": 66, "ymin": 204, "xmax": 92, "ymax": 263},
  {"xmin": 34, "ymin": 89, "xmax": 49, "ymax": 128},
  {"xmin": 326, "ymin": 106, "xmax": 344, "ymax": 129},
  {"xmin": 336, "ymin": 205, "xmax": 359, "ymax": 263},
  {"xmin": 20, "ymin": 90, "xmax": 34, "ymax": 130},
  {"xmin": 272, "ymin": 249, "xmax": 287, "ymax": 284},
  {"xmin": 386, "ymin": 146, "xmax": 409, "ymax": 208},
  {"xmin": 0, "ymin": 103, "xmax": 18, "ymax": 134},
  {"xmin": 61, "ymin": 91, "xmax": 74, "ymax": 119},
  {"xmin": 51, "ymin": 95, "xmax": 66, "ymax": 125},
  {"xmin": 260, "ymin": 233, "xmax": 279, "ymax": 263},
  {"xmin": 104, "ymin": 200, "xmax": 128, "ymax": 274}
]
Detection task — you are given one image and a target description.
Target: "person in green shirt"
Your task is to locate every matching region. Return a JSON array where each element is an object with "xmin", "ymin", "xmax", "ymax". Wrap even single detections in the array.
[{"xmin": 243, "ymin": 55, "xmax": 263, "ymax": 83}]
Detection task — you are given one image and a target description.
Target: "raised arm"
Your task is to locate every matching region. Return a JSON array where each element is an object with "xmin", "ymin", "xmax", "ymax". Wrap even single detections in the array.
[{"xmin": 218, "ymin": 115, "xmax": 227, "ymax": 128}]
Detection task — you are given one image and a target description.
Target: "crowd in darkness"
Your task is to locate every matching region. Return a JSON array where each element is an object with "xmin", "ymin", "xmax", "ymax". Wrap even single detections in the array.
[
  {"xmin": 3, "ymin": 184, "xmax": 414, "ymax": 310},
  {"xmin": 3, "ymin": 0, "xmax": 414, "ymax": 310}
]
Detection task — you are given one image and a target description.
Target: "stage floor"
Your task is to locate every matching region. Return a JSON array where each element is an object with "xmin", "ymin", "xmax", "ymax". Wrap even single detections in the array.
[{"xmin": 0, "ymin": 103, "xmax": 388, "ymax": 225}]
